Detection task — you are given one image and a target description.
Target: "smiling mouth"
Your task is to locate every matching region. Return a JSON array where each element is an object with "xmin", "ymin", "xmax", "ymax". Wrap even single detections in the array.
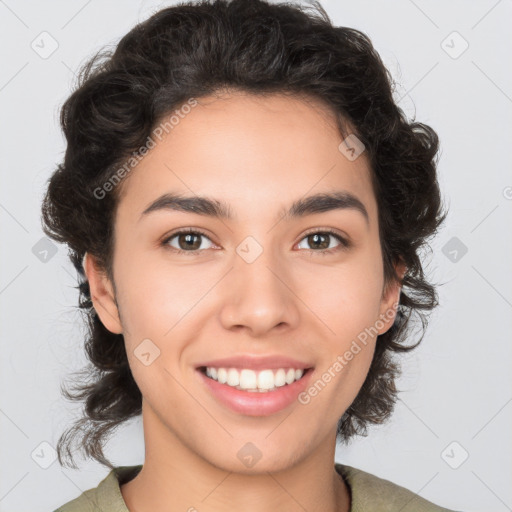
[{"xmin": 197, "ymin": 366, "xmax": 313, "ymax": 393}]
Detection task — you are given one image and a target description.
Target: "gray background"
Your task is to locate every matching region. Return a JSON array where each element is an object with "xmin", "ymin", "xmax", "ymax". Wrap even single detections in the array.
[{"xmin": 1, "ymin": 1, "xmax": 511, "ymax": 511}]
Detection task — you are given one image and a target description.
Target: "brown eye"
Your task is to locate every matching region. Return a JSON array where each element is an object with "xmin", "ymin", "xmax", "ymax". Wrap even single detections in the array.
[
  {"xmin": 177, "ymin": 233, "xmax": 202, "ymax": 250},
  {"xmin": 306, "ymin": 233, "xmax": 330, "ymax": 250},
  {"xmin": 162, "ymin": 229, "xmax": 214, "ymax": 254},
  {"xmin": 297, "ymin": 230, "xmax": 351, "ymax": 254}
]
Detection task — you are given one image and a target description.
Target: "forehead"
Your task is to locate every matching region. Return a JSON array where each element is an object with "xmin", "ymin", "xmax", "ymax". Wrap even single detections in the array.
[{"xmin": 115, "ymin": 91, "xmax": 377, "ymax": 227}]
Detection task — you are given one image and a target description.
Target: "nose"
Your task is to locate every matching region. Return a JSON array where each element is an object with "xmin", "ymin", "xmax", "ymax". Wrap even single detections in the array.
[{"xmin": 218, "ymin": 248, "xmax": 300, "ymax": 337}]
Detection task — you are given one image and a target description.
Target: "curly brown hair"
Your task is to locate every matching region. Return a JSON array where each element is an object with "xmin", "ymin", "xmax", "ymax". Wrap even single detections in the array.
[{"xmin": 41, "ymin": 0, "xmax": 448, "ymax": 470}]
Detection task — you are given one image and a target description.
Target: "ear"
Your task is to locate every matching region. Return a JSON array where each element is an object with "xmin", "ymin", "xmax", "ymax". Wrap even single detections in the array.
[
  {"xmin": 376, "ymin": 258, "xmax": 407, "ymax": 336},
  {"xmin": 83, "ymin": 252, "xmax": 123, "ymax": 334}
]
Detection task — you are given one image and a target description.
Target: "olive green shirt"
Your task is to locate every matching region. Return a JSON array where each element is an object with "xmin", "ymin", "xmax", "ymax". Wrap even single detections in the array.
[{"xmin": 53, "ymin": 463, "xmax": 459, "ymax": 511}]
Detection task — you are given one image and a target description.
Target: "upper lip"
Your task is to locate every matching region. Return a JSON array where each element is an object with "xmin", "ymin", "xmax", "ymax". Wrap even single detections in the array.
[{"xmin": 196, "ymin": 355, "xmax": 314, "ymax": 371}]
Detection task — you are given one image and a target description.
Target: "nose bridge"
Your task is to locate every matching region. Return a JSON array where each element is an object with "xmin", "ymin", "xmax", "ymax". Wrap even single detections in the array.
[{"xmin": 219, "ymin": 237, "xmax": 298, "ymax": 334}]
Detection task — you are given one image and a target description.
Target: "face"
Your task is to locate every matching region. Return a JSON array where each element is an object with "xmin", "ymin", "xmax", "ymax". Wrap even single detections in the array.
[{"xmin": 86, "ymin": 91, "xmax": 403, "ymax": 474}]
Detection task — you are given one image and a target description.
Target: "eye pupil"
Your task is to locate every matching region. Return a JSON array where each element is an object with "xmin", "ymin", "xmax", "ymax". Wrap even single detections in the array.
[
  {"xmin": 309, "ymin": 233, "xmax": 329, "ymax": 249},
  {"xmin": 179, "ymin": 233, "xmax": 201, "ymax": 250}
]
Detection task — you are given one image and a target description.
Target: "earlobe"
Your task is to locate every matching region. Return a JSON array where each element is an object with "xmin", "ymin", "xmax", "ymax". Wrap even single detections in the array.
[{"xmin": 83, "ymin": 252, "xmax": 123, "ymax": 334}]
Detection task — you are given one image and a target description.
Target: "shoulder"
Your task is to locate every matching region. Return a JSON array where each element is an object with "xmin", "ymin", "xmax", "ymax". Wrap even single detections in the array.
[
  {"xmin": 335, "ymin": 463, "xmax": 461, "ymax": 512},
  {"xmin": 52, "ymin": 465, "xmax": 143, "ymax": 512}
]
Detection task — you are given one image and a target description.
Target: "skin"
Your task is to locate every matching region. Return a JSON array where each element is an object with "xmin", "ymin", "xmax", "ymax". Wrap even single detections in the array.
[{"xmin": 85, "ymin": 90, "xmax": 405, "ymax": 512}]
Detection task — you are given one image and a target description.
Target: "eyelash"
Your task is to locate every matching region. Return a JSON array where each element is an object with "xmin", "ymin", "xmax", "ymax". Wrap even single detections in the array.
[{"xmin": 161, "ymin": 227, "xmax": 351, "ymax": 256}]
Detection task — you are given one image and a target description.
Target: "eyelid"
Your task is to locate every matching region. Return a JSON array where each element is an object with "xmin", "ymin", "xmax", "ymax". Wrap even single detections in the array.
[
  {"xmin": 163, "ymin": 226, "xmax": 212, "ymax": 239},
  {"xmin": 300, "ymin": 226, "xmax": 349, "ymax": 242},
  {"xmin": 296, "ymin": 227, "xmax": 352, "ymax": 253},
  {"xmin": 161, "ymin": 227, "xmax": 217, "ymax": 251}
]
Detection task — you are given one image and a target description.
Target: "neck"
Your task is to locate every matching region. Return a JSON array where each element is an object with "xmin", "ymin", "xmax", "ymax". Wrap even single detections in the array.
[{"xmin": 120, "ymin": 402, "xmax": 351, "ymax": 512}]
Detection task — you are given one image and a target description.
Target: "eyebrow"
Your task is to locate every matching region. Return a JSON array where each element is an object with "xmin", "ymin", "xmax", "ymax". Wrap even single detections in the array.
[{"xmin": 140, "ymin": 191, "xmax": 369, "ymax": 226}]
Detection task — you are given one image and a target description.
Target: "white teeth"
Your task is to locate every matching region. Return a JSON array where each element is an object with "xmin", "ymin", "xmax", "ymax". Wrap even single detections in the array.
[
  {"xmin": 217, "ymin": 368, "xmax": 227, "ymax": 384},
  {"xmin": 204, "ymin": 366, "xmax": 306, "ymax": 391},
  {"xmin": 274, "ymin": 369, "xmax": 286, "ymax": 387},
  {"xmin": 286, "ymin": 368, "xmax": 296, "ymax": 384},
  {"xmin": 257, "ymin": 369, "xmax": 274, "ymax": 390},
  {"xmin": 240, "ymin": 369, "xmax": 257, "ymax": 389},
  {"xmin": 227, "ymin": 368, "xmax": 240, "ymax": 387}
]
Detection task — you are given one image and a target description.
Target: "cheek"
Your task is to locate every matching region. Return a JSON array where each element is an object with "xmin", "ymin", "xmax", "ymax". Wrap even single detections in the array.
[
  {"xmin": 115, "ymin": 254, "xmax": 210, "ymax": 337},
  {"xmin": 114, "ymin": 257, "xmax": 222, "ymax": 395},
  {"xmin": 297, "ymin": 255, "xmax": 384, "ymax": 338}
]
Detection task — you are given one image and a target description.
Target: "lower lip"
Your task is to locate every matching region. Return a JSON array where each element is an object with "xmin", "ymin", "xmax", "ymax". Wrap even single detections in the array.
[{"xmin": 196, "ymin": 368, "xmax": 314, "ymax": 416}]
